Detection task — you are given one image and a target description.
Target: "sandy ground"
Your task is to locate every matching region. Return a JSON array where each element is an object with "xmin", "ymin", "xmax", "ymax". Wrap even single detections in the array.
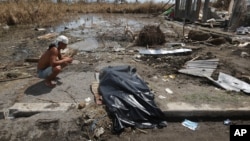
[{"xmin": 0, "ymin": 14, "xmax": 250, "ymax": 141}]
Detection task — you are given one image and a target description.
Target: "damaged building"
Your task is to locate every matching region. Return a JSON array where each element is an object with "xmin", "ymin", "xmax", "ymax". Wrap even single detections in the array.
[
  {"xmin": 228, "ymin": 0, "xmax": 250, "ymax": 31},
  {"xmin": 173, "ymin": 0, "xmax": 250, "ymax": 31}
]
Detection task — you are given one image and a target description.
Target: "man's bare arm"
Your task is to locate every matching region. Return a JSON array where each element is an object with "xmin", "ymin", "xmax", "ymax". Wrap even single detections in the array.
[{"xmin": 50, "ymin": 48, "xmax": 72, "ymax": 67}]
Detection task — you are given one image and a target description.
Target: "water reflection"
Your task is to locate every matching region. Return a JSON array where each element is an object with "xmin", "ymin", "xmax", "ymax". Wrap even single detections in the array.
[{"xmin": 68, "ymin": 38, "xmax": 99, "ymax": 51}]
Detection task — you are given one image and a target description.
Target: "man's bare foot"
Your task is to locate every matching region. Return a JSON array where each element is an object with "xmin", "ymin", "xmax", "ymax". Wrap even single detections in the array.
[
  {"xmin": 95, "ymin": 99, "xmax": 103, "ymax": 105},
  {"xmin": 44, "ymin": 81, "xmax": 56, "ymax": 88},
  {"xmin": 95, "ymin": 95, "xmax": 103, "ymax": 105},
  {"xmin": 90, "ymin": 82, "xmax": 103, "ymax": 105}
]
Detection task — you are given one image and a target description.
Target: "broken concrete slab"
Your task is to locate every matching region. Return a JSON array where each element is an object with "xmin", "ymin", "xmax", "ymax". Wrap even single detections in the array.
[
  {"xmin": 9, "ymin": 103, "xmax": 76, "ymax": 112},
  {"xmin": 178, "ymin": 59, "xmax": 219, "ymax": 77},
  {"xmin": 8, "ymin": 103, "xmax": 76, "ymax": 118},
  {"xmin": 206, "ymin": 72, "xmax": 250, "ymax": 94}
]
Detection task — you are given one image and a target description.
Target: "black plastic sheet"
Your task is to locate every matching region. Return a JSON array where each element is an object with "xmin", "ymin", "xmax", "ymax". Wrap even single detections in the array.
[{"xmin": 99, "ymin": 66, "xmax": 167, "ymax": 133}]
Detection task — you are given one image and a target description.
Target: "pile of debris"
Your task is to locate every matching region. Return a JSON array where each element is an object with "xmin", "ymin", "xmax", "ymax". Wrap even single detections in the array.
[
  {"xmin": 80, "ymin": 103, "xmax": 111, "ymax": 140},
  {"xmin": 187, "ymin": 30, "xmax": 227, "ymax": 45},
  {"xmin": 167, "ymin": 0, "xmax": 250, "ymax": 32},
  {"xmin": 136, "ymin": 25, "xmax": 166, "ymax": 46}
]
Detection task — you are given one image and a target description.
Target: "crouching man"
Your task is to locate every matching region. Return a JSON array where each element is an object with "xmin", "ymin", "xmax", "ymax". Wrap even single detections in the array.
[{"xmin": 37, "ymin": 35, "xmax": 73, "ymax": 88}]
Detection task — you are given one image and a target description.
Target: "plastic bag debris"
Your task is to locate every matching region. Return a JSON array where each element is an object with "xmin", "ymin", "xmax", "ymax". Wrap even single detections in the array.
[
  {"xmin": 89, "ymin": 114, "xmax": 107, "ymax": 132},
  {"xmin": 99, "ymin": 65, "xmax": 167, "ymax": 133},
  {"xmin": 158, "ymin": 95, "xmax": 166, "ymax": 99},
  {"xmin": 182, "ymin": 119, "xmax": 198, "ymax": 130},
  {"xmin": 165, "ymin": 88, "xmax": 173, "ymax": 94},
  {"xmin": 224, "ymin": 119, "xmax": 231, "ymax": 125}
]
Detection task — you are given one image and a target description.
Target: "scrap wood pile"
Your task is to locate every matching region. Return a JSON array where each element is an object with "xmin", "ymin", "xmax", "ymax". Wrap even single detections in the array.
[
  {"xmin": 187, "ymin": 30, "xmax": 227, "ymax": 45},
  {"xmin": 136, "ymin": 25, "xmax": 166, "ymax": 46},
  {"xmin": 0, "ymin": 63, "xmax": 33, "ymax": 82}
]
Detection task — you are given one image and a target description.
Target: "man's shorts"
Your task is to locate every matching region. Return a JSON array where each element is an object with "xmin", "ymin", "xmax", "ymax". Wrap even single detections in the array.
[{"xmin": 37, "ymin": 67, "xmax": 52, "ymax": 79}]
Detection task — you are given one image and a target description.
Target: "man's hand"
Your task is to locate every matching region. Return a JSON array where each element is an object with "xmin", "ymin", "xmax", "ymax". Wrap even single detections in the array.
[
  {"xmin": 64, "ymin": 57, "xmax": 73, "ymax": 63},
  {"xmin": 61, "ymin": 57, "xmax": 73, "ymax": 68}
]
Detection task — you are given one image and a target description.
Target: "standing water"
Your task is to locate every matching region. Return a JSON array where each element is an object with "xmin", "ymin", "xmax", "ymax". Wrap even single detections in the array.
[{"xmin": 56, "ymin": 14, "xmax": 159, "ymax": 51}]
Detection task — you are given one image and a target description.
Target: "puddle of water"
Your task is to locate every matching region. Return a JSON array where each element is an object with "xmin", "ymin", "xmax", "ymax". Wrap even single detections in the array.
[
  {"xmin": 55, "ymin": 14, "xmax": 149, "ymax": 33},
  {"xmin": 54, "ymin": 19, "xmax": 85, "ymax": 33},
  {"xmin": 68, "ymin": 38, "xmax": 99, "ymax": 51},
  {"xmin": 55, "ymin": 14, "xmax": 162, "ymax": 51},
  {"xmin": 55, "ymin": 14, "xmax": 106, "ymax": 33}
]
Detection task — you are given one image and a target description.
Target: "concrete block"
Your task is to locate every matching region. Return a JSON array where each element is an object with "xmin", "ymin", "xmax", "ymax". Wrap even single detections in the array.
[{"xmin": 8, "ymin": 103, "xmax": 76, "ymax": 118}]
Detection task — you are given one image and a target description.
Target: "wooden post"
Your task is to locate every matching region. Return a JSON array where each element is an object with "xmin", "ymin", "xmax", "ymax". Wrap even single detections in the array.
[
  {"xmin": 228, "ymin": 0, "xmax": 234, "ymax": 16},
  {"xmin": 228, "ymin": 0, "xmax": 246, "ymax": 31},
  {"xmin": 202, "ymin": 0, "xmax": 210, "ymax": 22},
  {"xmin": 175, "ymin": 0, "xmax": 180, "ymax": 20}
]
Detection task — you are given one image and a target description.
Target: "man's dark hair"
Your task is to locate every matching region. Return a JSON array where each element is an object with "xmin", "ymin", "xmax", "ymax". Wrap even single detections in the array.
[{"xmin": 48, "ymin": 43, "xmax": 56, "ymax": 50}]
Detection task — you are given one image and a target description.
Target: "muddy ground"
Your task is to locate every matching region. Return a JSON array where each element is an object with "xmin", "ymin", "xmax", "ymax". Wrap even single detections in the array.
[{"xmin": 0, "ymin": 14, "xmax": 250, "ymax": 141}]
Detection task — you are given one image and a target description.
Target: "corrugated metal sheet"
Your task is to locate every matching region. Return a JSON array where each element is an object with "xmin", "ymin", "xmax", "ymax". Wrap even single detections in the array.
[
  {"xmin": 178, "ymin": 59, "xmax": 219, "ymax": 77},
  {"xmin": 207, "ymin": 72, "xmax": 250, "ymax": 94},
  {"xmin": 139, "ymin": 48, "xmax": 192, "ymax": 55}
]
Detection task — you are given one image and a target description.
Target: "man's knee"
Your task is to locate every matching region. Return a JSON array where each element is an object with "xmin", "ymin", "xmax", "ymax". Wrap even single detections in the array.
[{"xmin": 53, "ymin": 66, "xmax": 62, "ymax": 73}]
